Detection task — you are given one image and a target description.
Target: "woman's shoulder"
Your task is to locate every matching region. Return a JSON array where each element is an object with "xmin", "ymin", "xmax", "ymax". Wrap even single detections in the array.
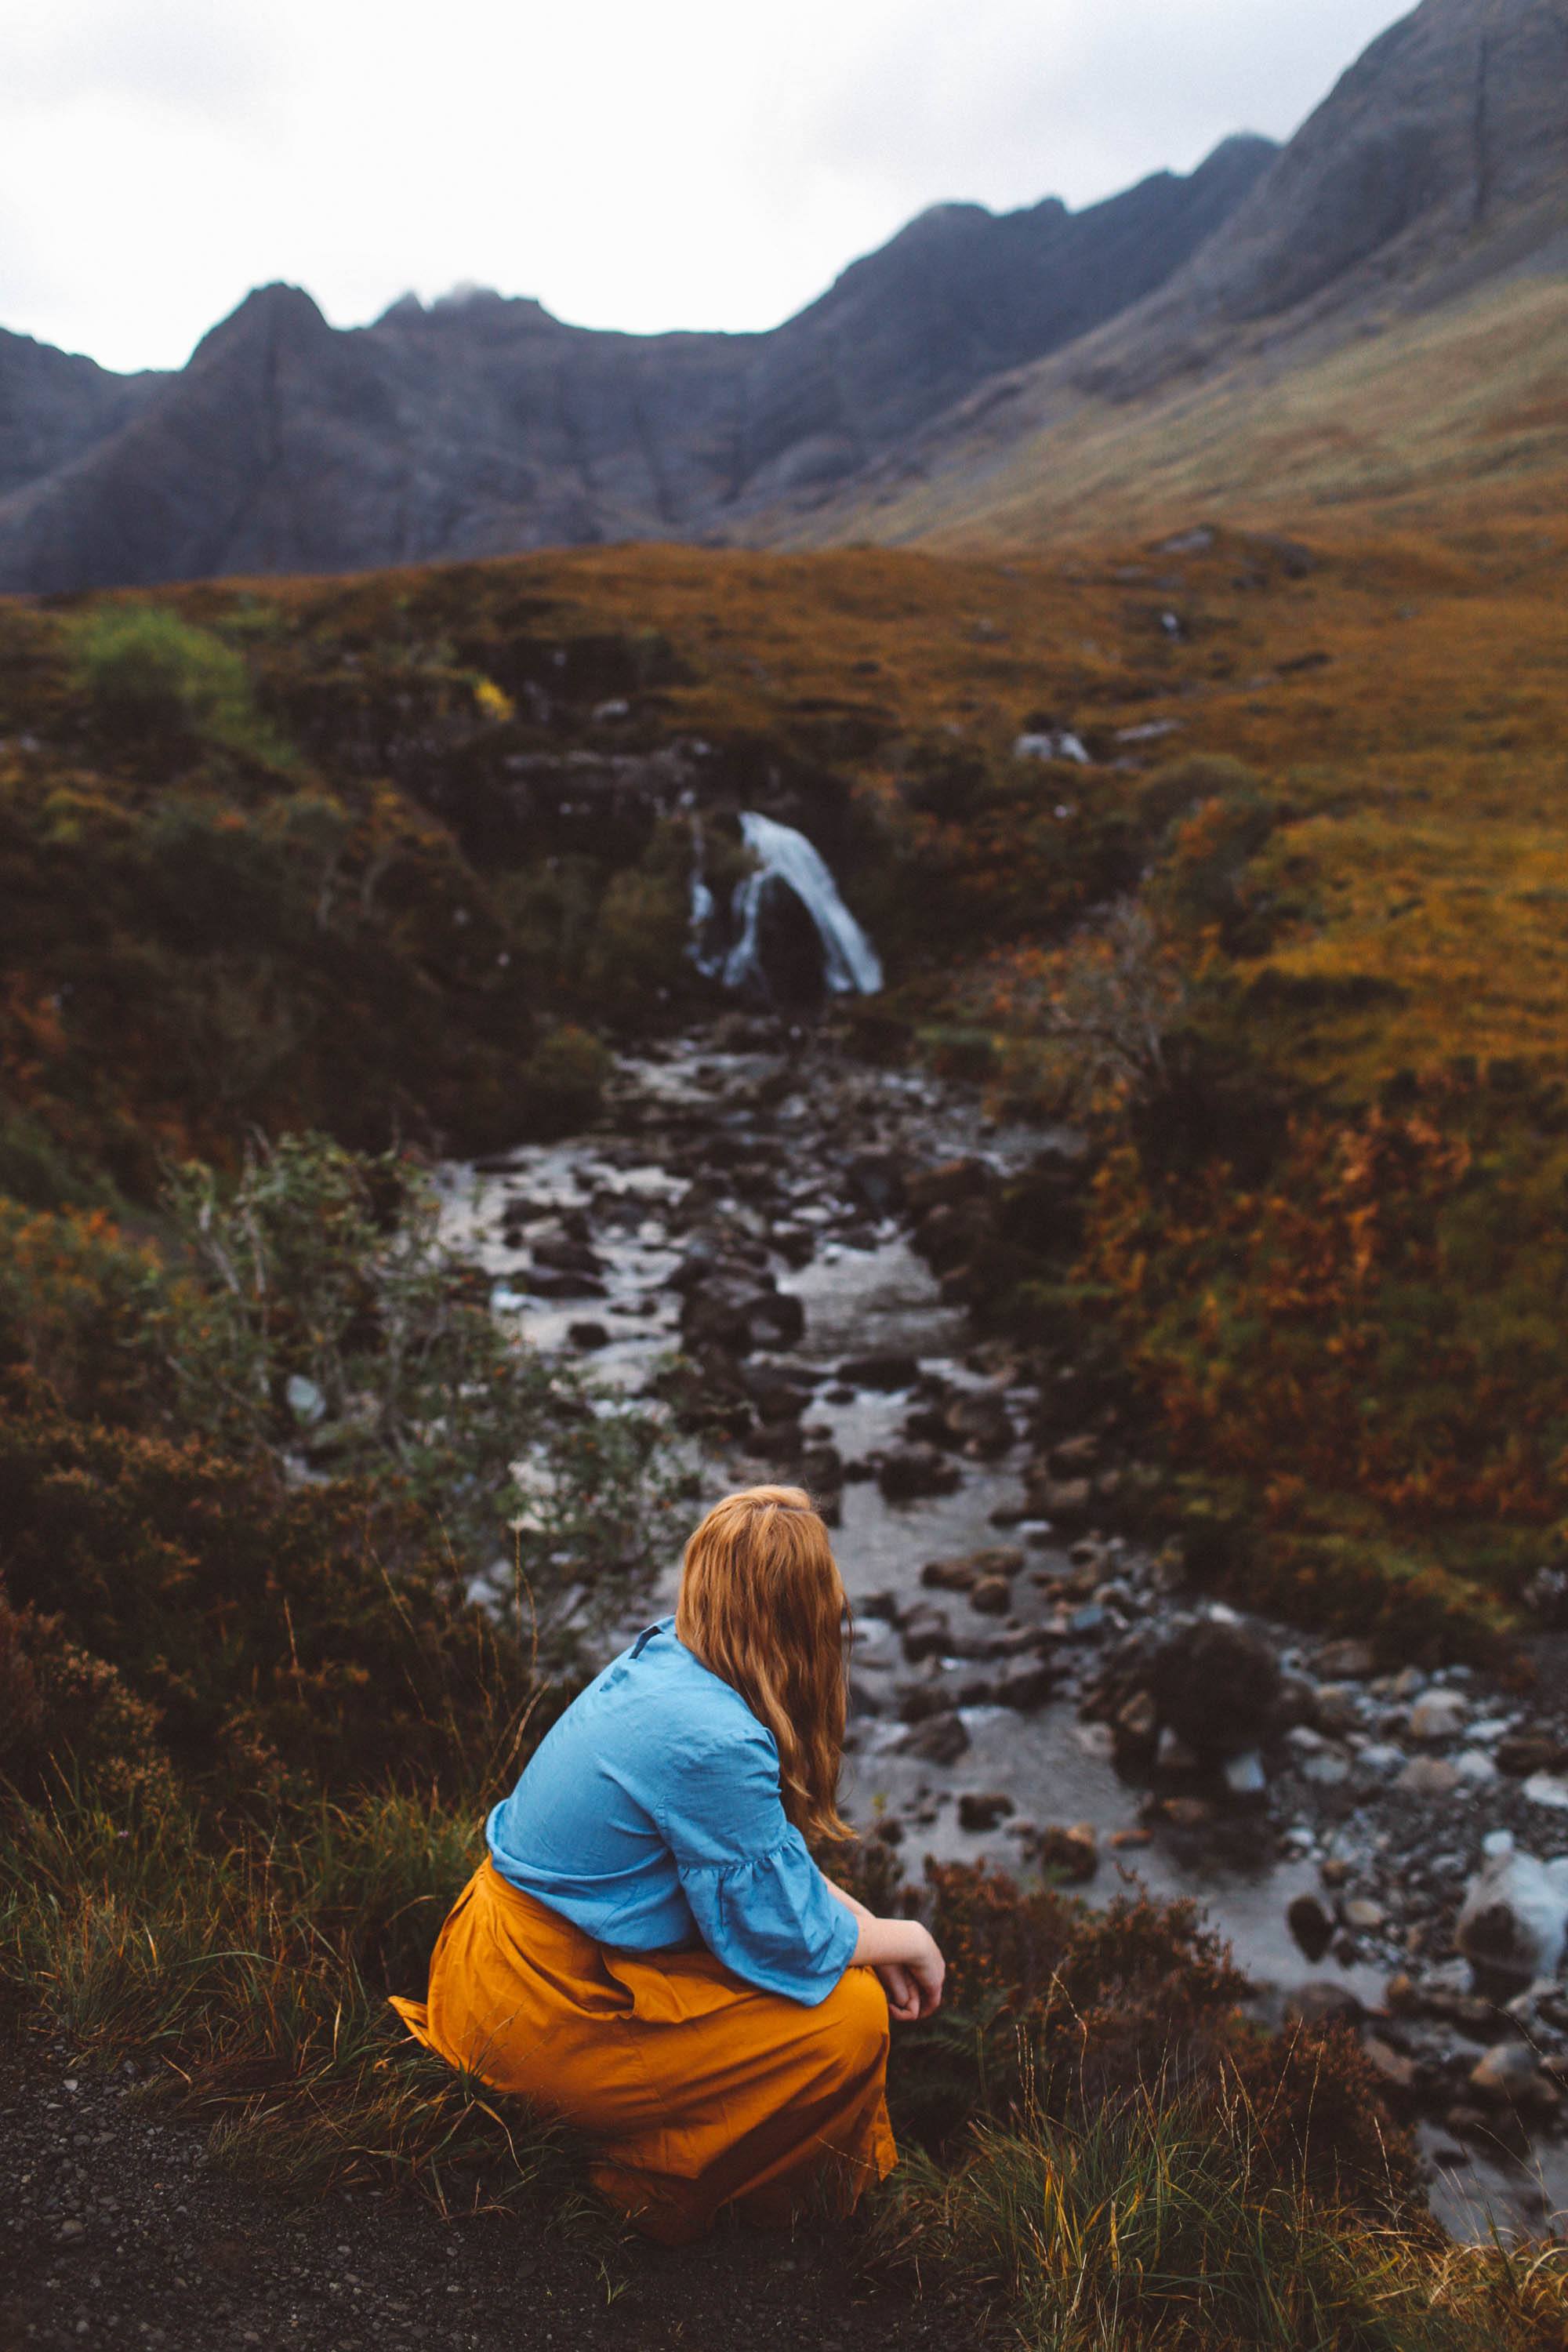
[{"xmin": 601, "ymin": 1619, "xmax": 775, "ymax": 1760}]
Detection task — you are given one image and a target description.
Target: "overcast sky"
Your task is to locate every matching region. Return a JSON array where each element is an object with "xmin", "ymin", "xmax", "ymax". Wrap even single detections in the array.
[{"xmin": 5, "ymin": 0, "xmax": 1416, "ymax": 376}]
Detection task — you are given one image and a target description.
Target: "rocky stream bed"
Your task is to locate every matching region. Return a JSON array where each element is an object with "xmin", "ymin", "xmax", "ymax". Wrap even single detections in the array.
[{"xmin": 443, "ymin": 1021, "xmax": 1568, "ymax": 2245}]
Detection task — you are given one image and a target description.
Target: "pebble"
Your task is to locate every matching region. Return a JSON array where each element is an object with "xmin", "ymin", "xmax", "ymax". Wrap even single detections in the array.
[
  {"xmin": 1223, "ymin": 1751, "xmax": 1267, "ymax": 1797},
  {"xmin": 1523, "ymin": 1772, "xmax": 1568, "ymax": 1811},
  {"xmin": 1397, "ymin": 1756, "xmax": 1462, "ymax": 1798}
]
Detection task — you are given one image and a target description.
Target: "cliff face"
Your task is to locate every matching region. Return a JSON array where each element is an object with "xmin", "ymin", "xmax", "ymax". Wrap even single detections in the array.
[
  {"xmin": 0, "ymin": 329, "xmax": 162, "ymax": 503},
  {"xmin": 0, "ymin": 139, "xmax": 1276, "ymax": 591}
]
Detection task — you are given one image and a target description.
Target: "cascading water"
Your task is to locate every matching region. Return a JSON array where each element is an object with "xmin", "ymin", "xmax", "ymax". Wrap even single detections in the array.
[{"xmin": 688, "ymin": 811, "xmax": 883, "ymax": 1000}]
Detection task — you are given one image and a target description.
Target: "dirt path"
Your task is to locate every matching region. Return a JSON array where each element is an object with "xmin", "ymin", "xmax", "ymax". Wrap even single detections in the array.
[{"xmin": 0, "ymin": 2051, "xmax": 985, "ymax": 2352}]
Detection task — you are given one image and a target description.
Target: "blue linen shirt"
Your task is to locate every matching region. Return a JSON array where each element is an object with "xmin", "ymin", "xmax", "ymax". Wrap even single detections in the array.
[{"xmin": 486, "ymin": 1617, "xmax": 859, "ymax": 2006}]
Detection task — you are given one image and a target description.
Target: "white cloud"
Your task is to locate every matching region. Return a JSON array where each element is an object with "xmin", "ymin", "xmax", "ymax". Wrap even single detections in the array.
[{"xmin": 0, "ymin": 0, "xmax": 1417, "ymax": 373}]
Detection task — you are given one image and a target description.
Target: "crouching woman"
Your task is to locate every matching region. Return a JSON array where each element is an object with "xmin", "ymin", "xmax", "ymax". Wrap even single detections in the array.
[{"xmin": 393, "ymin": 1485, "xmax": 945, "ymax": 2243}]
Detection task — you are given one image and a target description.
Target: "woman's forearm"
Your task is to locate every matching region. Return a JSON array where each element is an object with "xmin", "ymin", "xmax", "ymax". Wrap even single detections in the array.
[{"xmin": 848, "ymin": 1913, "xmax": 935, "ymax": 1970}]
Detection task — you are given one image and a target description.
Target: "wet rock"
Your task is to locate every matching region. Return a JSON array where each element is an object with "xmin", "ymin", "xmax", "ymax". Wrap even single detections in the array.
[
  {"xmin": 1455, "ymin": 1836, "xmax": 1568, "ymax": 1981},
  {"xmin": 958, "ymin": 1791, "xmax": 1015, "ymax": 1831},
  {"xmin": 901, "ymin": 1711, "xmax": 971, "ymax": 1766},
  {"xmin": 1223, "ymin": 1750, "xmax": 1268, "ymax": 1798},
  {"xmin": 1497, "ymin": 1732, "xmax": 1568, "ymax": 1777},
  {"xmin": 566, "ymin": 1319, "xmax": 610, "ymax": 1349},
  {"xmin": 1287, "ymin": 1893, "xmax": 1338, "ymax": 1964},
  {"xmin": 845, "ymin": 1151, "xmax": 906, "ymax": 1217},
  {"xmin": 1285, "ymin": 1980, "xmax": 1364, "ymax": 2030},
  {"xmin": 680, "ymin": 1275, "xmax": 804, "ymax": 1352},
  {"xmin": 837, "ymin": 1351, "xmax": 920, "ymax": 1391},
  {"xmin": 525, "ymin": 1265, "xmax": 607, "ymax": 1299},
  {"xmin": 1362, "ymin": 2034, "xmax": 1419, "ymax": 2092},
  {"xmin": 1110, "ymin": 1826, "xmax": 1152, "ymax": 1849},
  {"xmin": 1148, "ymin": 1617, "xmax": 1283, "ymax": 1759},
  {"xmin": 1111, "ymin": 1688, "xmax": 1159, "ymax": 1771},
  {"xmin": 996, "ymin": 1659, "xmax": 1055, "ymax": 1711},
  {"xmin": 942, "ymin": 1390, "xmax": 1014, "ymax": 1455},
  {"xmin": 969, "ymin": 1574, "xmax": 1013, "ymax": 1616},
  {"xmin": 1408, "ymin": 1690, "xmax": 1470, "ymax": 1743},
  {"xmin": 898, "ymin": 1602, "xmax": 952, "ymax": 1664},
  {"xmin": 1397, "ymin": 1755, "xmax": 1462, "ymax": 1799},
  {"xmin": 532, "ymin": 1231, "xmax": 604, "ymax": 1277},
  {"xmin": 1156, "ymin": 1726, "xmax": 1201, "ymax": 1774},
  {"xmin": 922, "ymin": 1546, "xmax": 1022, "ymax": 1594},
  {"xmin": 1316, "ymin": 1637, "xmax": 1377, "ymax": 1679},
  {"xmin": 1023, "ymin": 1470, "xmax": 1096, "ymax": 1527},
  {"xmin": 878, "ymin": 1443, "xmax": 962, "ymax": 1502},
  {"xmin": 1468, "ymin": 2042, "xmax": 1550, "ymax": 2107},
  {"xmin": 1034, "ymin": 1823, "xmax": 1098, "ymax": 1881},
  {"xmin": 1157, "ymin": 1795, "xmax": 1214, "ymax": 1830}
]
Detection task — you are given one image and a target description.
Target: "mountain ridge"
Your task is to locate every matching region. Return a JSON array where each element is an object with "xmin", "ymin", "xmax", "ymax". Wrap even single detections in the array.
[{"xmin": 0, "ymin": 136, "xmax": 1279, "ymax": 592}]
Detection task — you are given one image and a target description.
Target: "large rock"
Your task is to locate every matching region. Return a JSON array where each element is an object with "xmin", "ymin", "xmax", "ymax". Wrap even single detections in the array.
[
  {"xmin": 1456, "ymin": 1836, "xmax": 1568, "ymax": 1983},
  {"xmin": 1147, "ymin": 1617, "xmax": 1283, "ymax": 1759}
]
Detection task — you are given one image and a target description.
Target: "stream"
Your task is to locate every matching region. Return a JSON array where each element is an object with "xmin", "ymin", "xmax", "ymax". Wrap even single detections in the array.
[{"xmin": 443, "ymin": 1023, "xmax": 1568, "ymax": 2245}]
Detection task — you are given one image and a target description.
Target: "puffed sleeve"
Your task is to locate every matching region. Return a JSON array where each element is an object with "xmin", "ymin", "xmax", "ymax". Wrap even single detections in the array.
[{"xmin": 656, "ymin": 1718, "xmax": 859, "ymax": 2005}]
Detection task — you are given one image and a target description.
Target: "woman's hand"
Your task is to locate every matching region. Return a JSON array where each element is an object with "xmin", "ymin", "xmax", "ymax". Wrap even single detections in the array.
[
  {"xmin": 848, "ymin": 1913, "xmax": 946, "ymax": 2022},
  {"xmin": 876, "ymin": 1960, "xmax": 919, "ymax": 2022}
]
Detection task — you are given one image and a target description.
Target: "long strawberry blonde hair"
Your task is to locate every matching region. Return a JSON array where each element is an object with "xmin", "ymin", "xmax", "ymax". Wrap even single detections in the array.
[{"xmin": 674, "ymin": 1485, "xmax": 852, "ymax": 1846}]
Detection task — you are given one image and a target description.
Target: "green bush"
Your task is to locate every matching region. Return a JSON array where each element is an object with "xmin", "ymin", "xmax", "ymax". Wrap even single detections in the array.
[{"xmin": 66, "ymin": 604, "xmax": 295, "ymax": 768}]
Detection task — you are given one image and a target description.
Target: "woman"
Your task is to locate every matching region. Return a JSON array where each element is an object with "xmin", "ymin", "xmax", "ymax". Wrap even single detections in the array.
[{"xmin": 392, "ymin": 1486, "xmax": 945, "ymax": 2244}]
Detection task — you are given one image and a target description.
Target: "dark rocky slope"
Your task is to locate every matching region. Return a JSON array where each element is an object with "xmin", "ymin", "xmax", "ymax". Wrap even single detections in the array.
[
  {"xmin": 0, "ymin": 139, "xmax": 1276, "ymax": 592},
  {"xmin": 794, "ymin": 0, "xmax": 1568, "ymax": 538},
  {"xmin": 0, "ymin": 328, "xmax": 162, "ymax": 501}
]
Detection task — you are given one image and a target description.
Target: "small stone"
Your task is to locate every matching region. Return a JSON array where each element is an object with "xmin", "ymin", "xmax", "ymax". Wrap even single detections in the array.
[
  {"xmin": 1385, "ymin": 1972, "xmax": 1422, "ymax": 2016},
  {"xmin": 1454, "ymin": 1748, "xmax": 1498, "ymax": 1785},
  {"xmin": 1287, "ymin": 1892, "xmax": 1338, "ymax": 1963},
  {"xmin": 969, "ymin": 1574, "xmax": 1012, "ymax": 1616},
  {"xmin": 1319, "ymin": 1857, "xmax": 1352, "ymax": 1889},
  {"xmin": 1156, "ymin": 1726, "xmax": 1200, "ymax": 1773},
  {"xmin": 1468, "ymin": 2042, "xmax": 1542, "ymax": 2103},
  {"xmin": 566, "ymin": 1319, "xmax": 610, "ymax": 1349},
  {"xmin": 1397, "ymin": 1755, "xmax": 1462, "ymax": 1798},
  {"xmin": 901, "ymin": 1711, "xmax": 971, "ymax": 1766},
  {"xmin": 1284, "ymin": 1980, "xmax": 1364, "ymax": 2028},
  {"xmin": 996, "ymin": 1660, "xmax": 1055, "ymax": 1711},
  {"xmin": 1409, "ymin": 1690, "xmax": 1470, "ymax": 1743},
  {"xmin": 1160, "ymin": 1795, "xmax": 1214, "ymax": 1829},
  {"xmin": 1316, "ymin": 1638, "xmax": 1376, "ymax": 1679},
  {"xmin": 1301, "ymin": 1745, "xmax": 1352, "ymax": 1788},
  {"xmin": 1116, "ymin": 1689, "xmax": 1158, "ymax": 1745},
  {"xmin": 1035, "ymin": 1823, "xmax": 1098, "ymax": 1881},
  {"xmin": 1523, "ymin": 1771, "xmax": 1568, "ymax": 1811},
  {"xmin": 1362, "ymin": 2034, "xmax": 1418, "ymax": 2092},
  {"xmin": 957, "ymin": 1791, "xmax": 1015, "ymax": 1832},
  {"xmin": 1223, "ymin": 1750, "xmax": 1267, "ymax": 1798},
  {"xmin": 1109, "ymin": 1826, "xmax": 1152, "ymax": 1848},
  {"xmin": 1343, "ymin": 1898, "xmax": 1385, "ymax": 1933}
]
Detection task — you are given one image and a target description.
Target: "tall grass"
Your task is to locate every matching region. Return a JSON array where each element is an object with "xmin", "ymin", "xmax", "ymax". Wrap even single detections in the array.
[
  {"xmin": 873, "ymin": 2088, "xmax": 1568, "ymax": 2352},
  {"xmin": 0, "ymin": 1779, "xmax": 581, "ymax": 2220}
]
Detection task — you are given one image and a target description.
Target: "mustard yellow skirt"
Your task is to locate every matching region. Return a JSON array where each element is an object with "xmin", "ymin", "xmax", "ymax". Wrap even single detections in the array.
[{"xmin": 391, "ymin": 1860, "xmax": 896, "ymax": 2243}]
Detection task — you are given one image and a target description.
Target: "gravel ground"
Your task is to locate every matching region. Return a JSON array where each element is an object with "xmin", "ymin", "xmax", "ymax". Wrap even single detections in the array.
[{"xmin": 0, "ymin": 2049, "xmax": 992, "ymax": 2352}]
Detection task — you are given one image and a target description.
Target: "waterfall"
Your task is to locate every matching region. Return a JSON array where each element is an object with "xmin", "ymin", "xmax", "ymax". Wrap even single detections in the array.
[{"xmin": 690, "ymin": 811, "xmax": 882, "ymax": 998}]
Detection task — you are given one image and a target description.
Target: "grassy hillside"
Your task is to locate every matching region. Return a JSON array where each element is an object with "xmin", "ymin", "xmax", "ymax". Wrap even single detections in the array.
[{"xmin": 781, "ymin": 270, "xmax": 1568, "ymax": 550}]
